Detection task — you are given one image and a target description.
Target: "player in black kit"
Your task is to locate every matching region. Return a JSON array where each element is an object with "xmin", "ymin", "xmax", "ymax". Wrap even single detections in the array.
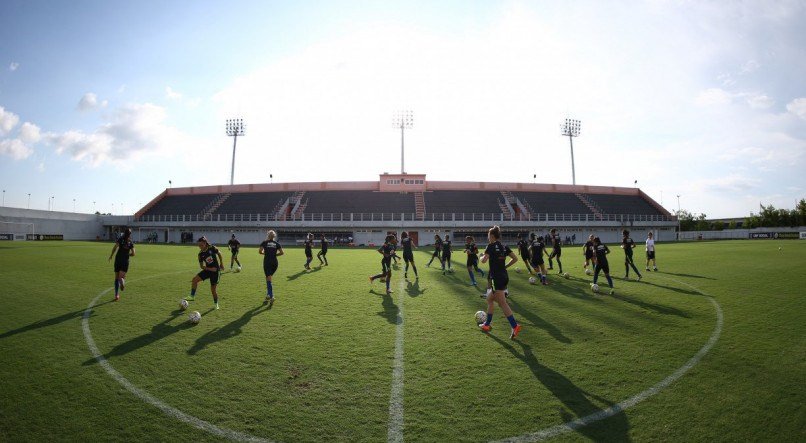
[
  {"xmin": 426, "ymin": 234, "xmax": 442, "ymax": 267},
  {"xmin": 516, "ymin": 233, "xmax": 533, "ymax": 274},
  {"xmin": 548, "ymin": 228, "xmax": 563, "ymax": 273},
  {"xmin": 227, "ymin": 234, "xmax": 241, "ymax": 271},
  {"xmin": 479, "ymin": 226, "xmax": 522, "ymax": 339},
  {"xmin": 464, "ymin": 235, "xmax": 485, "ymax": 286},
  {"xmin": 317, "ymin": 234, "xmax": 329, "ymax": 266},
  {"xmin": 188, "ymin": 236, "xmax": 224, "ymax": 309},
  {"xmin": 591, "ymin": 236, "xmax": 615, "ymax": 295},
  {"xmin": 108, "ymin": 227, "xmax": 135, "ymax": 301},
  {"xmin": 259, "ymin": 230, "xmax": 284, "ymax": 307},
  {"xmin": 400, "ymin": 231, "xmax": 418, "ymax": 279},
  {"xmin": 441, "ymin": 234, "xmax": 453, "ymax": 274},
  {"xmin": 528, "ymin": 233, "xmax": 549, "ymax": 285},
  {"xmin": 369, "ymin": 234, "xmax": 396, "ymax": 294},
  {"xmin": 621, "ymin": 229, "xmax": 642, "ymax": 281},
  {"xmin": 582, "ymin": 234, "xmax": 595, "ymax": 271},
  {"xmin": 303, "ymin": 233, "xmax": 314, "ymax": 270}
]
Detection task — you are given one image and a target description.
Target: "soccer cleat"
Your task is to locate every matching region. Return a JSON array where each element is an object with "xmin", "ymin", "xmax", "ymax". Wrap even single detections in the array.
[
  {"xmin": 510, "ymin": 324, "xmax": 522, "ymax": 340},
  {"xmin": 654, "ymin": 267, "xmax": 658, "ymax": 271},
  {"xmin": 646, "ymin": 267, "xmax": 651, "ymax": 271},
  {"xmin": 637, "ymin": 276, "xmax": 642, "ymax": 281},
  {"xmin": 186, "ymin": 295, "xmax": 195, "ymax": 301},
  {"xmin": 609, "ymin": 289, "xmax": 615, "ymax": 295},
  {"xmin": 114, "ymin": 294, "xmax": 120, "ymax": 301},
  {"xmin": 369, "ymin": 276, "xmax": 373, "ymax": 284},
  {"xmin": 471, "ymin": 281, "xmax": 477, "ymax": 286},
  {"xmin": 215, "ymin": 303, "xmax": 220, "ymax": 310},
  {"xmin": 269, "ymin": 297, "xmax": 274, "ymax": 308},
  {"xmin": 480, "ymin": 324, "xmax": 491, "ymax": 332},
  {"xmin": 387, "ymin": 289, "xmax": 393, "ymax": 294}
]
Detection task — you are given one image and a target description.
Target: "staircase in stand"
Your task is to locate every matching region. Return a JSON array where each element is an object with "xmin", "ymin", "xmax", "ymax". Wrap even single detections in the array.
[
  {"xmin": 201, "ymin": 193, "xmax": 230, "ymax": 220},
  {"xmin": 499, "ymin": 191, "xmax": 516, "ymax": 220},
  {"xmin": 414, "ymin": 192, "xmax": 426, "ymax": 220},
  {"xmin": 576, "ymin": 193, "xmax": 603, "ymax": 219},
  {"xmin": 290, "ymin": 191, "xmax": 307, "ymax": 219}
]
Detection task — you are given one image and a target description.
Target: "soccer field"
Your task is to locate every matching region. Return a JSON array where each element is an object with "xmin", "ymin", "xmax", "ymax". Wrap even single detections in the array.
[{"xmin": 0, "ymin": 240, "xmax": 803, "ymax": 442}]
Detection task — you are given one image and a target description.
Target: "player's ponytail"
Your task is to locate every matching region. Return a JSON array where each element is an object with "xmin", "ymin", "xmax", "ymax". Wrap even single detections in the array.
[
  {"xmin": 267, "ymin": 230, "xmax": 277, "ymax": 241},
  {"xmin": 122, "ymin": 228, "xmax": 132, "ymax": 240},
  {"xmin": 489, "ymin": 225, "xmax": 501, "ymax": 240}
]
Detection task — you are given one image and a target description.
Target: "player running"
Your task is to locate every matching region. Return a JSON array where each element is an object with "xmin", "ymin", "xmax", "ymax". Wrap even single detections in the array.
[
  {"xmin": 591, "ymin": 236, "xmax": 615, "ymax": 295},
  {"xmin": 227, "ymin": 234, "xmax": 242, "ymax": 271},
  {"xmin": 441, "ymin": 234, "xmax": 453, "ymax": 274},
  {"xmin": 464, "ymin": 235, "xmax": 485, "ymax": 286},
  {"xmin": 317, "ymin": 234, "xmax": 329, "ymax": 266},
  {"xmin": 303, "ymin": 233, "xmax": 314, "ymax": 270},
  {"xmin": 369, "ymin": 234, "xmax": 396, "ymax": 294},
  {"xmin": 478, "ymin": 225, "xmax": 522, "ymax": 339},
  {"xmin": 400, "ymin": 231, "xmax": 418, "ymax": 279},
  {"xmin": 390, "ymin": 233, "xmax": 401, "ymax": 264},
  {"xmin": 548, "ymin": 228, "xmax": 563, "ymax": 274},
  {"xmin": 528, "ymin": 233, "xmax": 549, "ymax": 285},
  {"xmin": 108, "ymin": 227, "xmax": 135, "ymax": 301},
  {"xmin": 516, "ymin": 233, "xmax": 533, "ymax": 274},
  {"xmin": 259, "ymin": 230, "xmax": 284, "ymax": 307},
  {"xmin": 621, "ymin": 229, "xmax": 643, "ymax": 280},
  {"xmin": 188, "ymin": 236, "xmax": 224, "ymax": 309},
  {"xmin": 645, "ymin": 231, "xmax": 658, "ymax": 271},
  {"xmin": 582, "ymin": 234, "xmax": 595, "ymax": 271},
  {"xmin": 426, "ymin": 234, "xmax": 442, "ymax": 267}
]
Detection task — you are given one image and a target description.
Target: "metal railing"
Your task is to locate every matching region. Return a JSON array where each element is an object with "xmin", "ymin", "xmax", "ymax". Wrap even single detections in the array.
[{"xmin": 136, "ymin": 212, "xmax": 674, "ymax": 223}]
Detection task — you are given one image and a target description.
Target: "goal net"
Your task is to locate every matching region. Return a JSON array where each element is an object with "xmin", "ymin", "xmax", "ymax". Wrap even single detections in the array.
[{"xmin": 0, "ymin": 221, "xmax": 35, "ymax": 241}]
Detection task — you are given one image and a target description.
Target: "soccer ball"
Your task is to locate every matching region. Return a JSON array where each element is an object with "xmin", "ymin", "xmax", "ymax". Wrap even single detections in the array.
[
  {"xmin": 234, "ymin": 266, "xmax": 242, "ymax": 273},
  {"xmin": 563, "ymin": 272, "xmax": 570, "ymax": 279},
  {"xmin": 591, "ymin": 284, "xmax": 600, "ymax": 293},
  {"xmin": 515, "ymin": 268, "xmax": 522, "ymax": 273},
  {"xmin": 585, "ymin": 269, "xmax": 593, "ymax": 276},
  {"xmin": 475, "ymin": 310, "xmax": 487, "ymax": 324},
  {"xmin": 188, "ymin": 311, "xmax": 202, "ymax": 324},
  {"xmin": 528, "ymin": 276, "xmax": 537, "ymax": 284},
  {"xmin": 179, "ymin": 299, "xmax": 189, "ymax": 311}
]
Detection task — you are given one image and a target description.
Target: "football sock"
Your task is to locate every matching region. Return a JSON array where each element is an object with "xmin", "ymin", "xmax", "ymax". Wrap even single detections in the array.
[
  {"xmin": 606, "ymin": 275, "xmax": 614, "ymax": 288},
  {"xmin": 557, "ymin": 259, "xmax": 562, "ymax": 273},
  {"xmin": 468, "ymin": 269, "xmax": 474, "ymax": 280},
  {"xmin": 386, "ymin": 278, "xmax": 390, "ymax": 292},
  {"xmin": 506, "ymin": 315, "xmax": 517, "ymax": 328},
  {"xmin": 114, "ymin": 279, "xmax": 119, "ymax": 295},
  {"xmin": 485, "ymin": 312, "xmax": 493, "ymax": 326},
  {"xmin": 213, "ymin": 295, "xmax": 218, "ymax": 304},
  {"xmin": 190, "ymin": 288, "xmax": 197, "ymax": 296},
  {"xmin": 266, "ymin": 280, "xmax": 273, "ymax": 297},
  {"xmin": 412, "ymin": 264, "xmax": 418, "ymax": 277}
]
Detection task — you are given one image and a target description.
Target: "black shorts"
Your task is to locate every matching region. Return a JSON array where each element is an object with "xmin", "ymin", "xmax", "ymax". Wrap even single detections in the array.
[
  {"xmin": 442, "ymin": 253, "xmax": 451, "ymax": 262},
  {"xmin": 231, "ymin": 249, "xmax": 239, "ymax": 258},
  {"xmin": 197, "ymin": 269, "xmax": 220, "ymax": 285},
  {"xmin": 490, "ymin": 272, "xmax": 509, "ymax": 291},
  {"xmin": 432, "ymin": 250, "xmax": 441, "ymax": 258},
  {"xmin": 519, "ymin": 252, "xmax": 530, "ymax": 264},
  {"xmin": 530, "ymin": 257, "xmax": 544, "ymax": 268},
  {"xmin": 114, "ymin": 259, "xmax": 129, "ymax": 273},
  {"xmin": 381, "ymin": 257, "xmax": 392, "ymax": 273},
  {"xmin": 624, "ymin": 252, "xmax": 635, "ymax": 263},
  {"xmin": 305, "ymin": 251, "xmax": 313, "ymax": 258},
  {"xmin": 403, "ymin": 252, "xmax": 414, "ymax": 262},
  {"xmin": 550, "ymin": 249, "xmax": 562, "ymax": 259},
  {"xmin": 595, "ymin": 261, "xmax": 610, "ymax": 274},
  {"xmin": 585, "ymin": 251, "xmax": 593, "ymax": 259},
  {"xmin": 263, "ymin": 260, "xmax": 278, "ymax": 277},
  {"xmin": 466, "ymin": 255, "xmax": 478, "ymax": 267},
  {"xmin": 318, "ymin": 250, "xmax": 327, "ymax": 256},
  {"xmin": 647, "ymin": 251, "xmax": 656, "ymax": 260}
]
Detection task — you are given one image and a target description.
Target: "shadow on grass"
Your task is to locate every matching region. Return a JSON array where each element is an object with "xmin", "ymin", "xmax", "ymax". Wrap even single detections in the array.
[
  {"xmin": 84, "ymin": 309, "xmax": 205, "ymax": 365},
  {"xmin": 406, "ymin": 279, "xmax": 426, "ymax": 297},
  {"xmin": 637, "ymin": 280, "xmax": 701, "ymax": 296},
  {"xmin": 1, "ymin": 300, "xmax": 114, "ymax": 340},
  {"xmin": 286, "ymin": 266, "xmax": 323, "ymax": 281},
  {"xmin": 655, "ymin": 271, "xmax": 716, "ymax": 280},
  {"xmin": 488, "ymin": 335, "xmax": 631, "ymax": 442},
  {"xmin": 507, "ymin": 298, "xmax": 572, "ymax": 344},
  {"xmin": 608, "ymin": 293, "xmax": 691, "ymax": 318},
  {"xmin": 187, "ymin": 305, "xmax": 267, "ymax": 355},
  {"xmin": 369, "ymin": 289, "xmax": 400, "ymax": 325}
]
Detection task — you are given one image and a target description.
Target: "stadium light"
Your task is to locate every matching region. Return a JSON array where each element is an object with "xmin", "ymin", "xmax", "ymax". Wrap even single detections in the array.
[
  {"xmin": 225, "ymin": 118, "xmax": 246, "ymax": 186},
  {"xmin": 73, "ymin": 198, "xmax": 76, "ymax": 212},
  {"xmin": 27, "ymin": 193, "xmax": 30, "ymax": 209},
  {"xmin": 560, "ymin": 118, "xmax": 582, "ymax": 185},
  {"xmin": 2, "ymin": 190, "xmax": 4, "ymax": 207},
  {"xmin": 392, "ymin": 110, "xmax": 413, "ymax": 174},
  {"xmin": 677, "ymin": 194, "xmax": 681, "ymax": 240}
]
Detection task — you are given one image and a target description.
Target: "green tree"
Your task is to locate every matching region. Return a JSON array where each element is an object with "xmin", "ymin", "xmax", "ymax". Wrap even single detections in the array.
[
  {"xmin": 712, "ymin": 220, "xmax": 725, "ymax": 231},
  {"xmin": 727, "ymin": 220, "xmax": 737, "ymax": 230},
  {"xmin": 677, "ymin": 210, "xmax": 695, "ymax": 231}
]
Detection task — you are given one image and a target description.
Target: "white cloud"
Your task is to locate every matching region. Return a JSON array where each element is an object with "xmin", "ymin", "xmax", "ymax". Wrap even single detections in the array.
[
  {"xmin": 745, "ymin": 93, "xmax": 774, "ymax": 109},
  {"xmin": 19, "ymin": 122, "xmax": 41, "ymax": 144},
  {"xmin": 695, "ymin": 88, "xmax": 733, "ymax": 106},
  {"xmin": 0, "ymin": 106, "xmax": 20, "ymax": 135},
  {"xmin": 786, "ymin": 98, "xmax": 806, "ymax": 120},
  {"xmin": 0, "ymin": 138, "xmax": 33, "ymax": 160},
  {"xmin": 9, "ymin": 62, "xmax": 19, "ymax": 71},
  {"xmin": 740, "ymin": 59, "xmax": 760, "ymax": 74},
  {"xmin": 698, "ymin": 174, "xmax": 762, "ymax": 193},
  {"xmin": 77, "ymin": 92, "xmax": 107, "ymax": 111},
  {"xmin": 165, "ymin": 87, "xmax": 182, "ymax": 100}
]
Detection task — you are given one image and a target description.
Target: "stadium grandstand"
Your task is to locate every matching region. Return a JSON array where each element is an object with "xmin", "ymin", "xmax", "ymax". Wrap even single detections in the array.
[{"xmin": 130, "ymin": 173, "xmax": 676, "ymax": 246}]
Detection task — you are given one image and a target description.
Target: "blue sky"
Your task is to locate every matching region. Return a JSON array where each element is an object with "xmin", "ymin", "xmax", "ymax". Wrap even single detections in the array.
[{"xmin": 1, "ymin": 0, "xmax": 804, "ymax": 217}]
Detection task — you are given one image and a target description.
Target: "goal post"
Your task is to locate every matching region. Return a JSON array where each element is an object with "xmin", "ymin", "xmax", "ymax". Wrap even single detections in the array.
[{"xmin": 0, "ymin": 221, "xmax": 36, "ymax": 241}]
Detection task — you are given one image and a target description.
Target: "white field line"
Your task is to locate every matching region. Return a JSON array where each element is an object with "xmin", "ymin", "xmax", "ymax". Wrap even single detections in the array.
[
  {"xmin": 492, "ymin": 276, "xmax": 723, "ymax": 442},
  {"xmin": 387, "ymin": 279, "xmax": 406, "ymax": 443}
]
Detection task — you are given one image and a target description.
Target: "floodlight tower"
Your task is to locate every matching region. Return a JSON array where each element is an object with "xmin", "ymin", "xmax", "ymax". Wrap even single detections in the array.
[
  {"xmin": 225, "ymin": 118, "xmax": 246, "ymax": 185},
  {"xmin": 393, "ymin": 110, "xmax": 413, "ymax": 174},
  {"xmin": 560, "ymin": 118, "xmax": 582, "ymax": 185}
]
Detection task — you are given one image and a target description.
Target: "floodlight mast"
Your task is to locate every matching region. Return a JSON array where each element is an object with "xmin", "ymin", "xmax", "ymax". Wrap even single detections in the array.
[
  {"xmin": 560, "ymin": 118, "xmax": 582, "ymax": 185},
  {"xmin": 225, "ymin": 119, "xmax": 246, "ymax": 185},
  {"xmin": 393, "ymin": 110, "xmax": 413, "ymax": 174}
]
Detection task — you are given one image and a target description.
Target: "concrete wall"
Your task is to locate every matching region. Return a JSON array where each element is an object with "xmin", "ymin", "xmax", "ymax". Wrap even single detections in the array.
[
  {"xmin": 0, "ymin": 207, "xmax": 106, "ymax": 240},
  {"xmin": 679, "ymin": 227, "xmax": 806, "ymax": 240}
]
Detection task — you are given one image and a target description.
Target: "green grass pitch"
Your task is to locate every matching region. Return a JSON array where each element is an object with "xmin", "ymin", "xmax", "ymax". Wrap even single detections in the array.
[{"xmin": 0, "ymin": 240, "xmax": 804, "ymax": 442}]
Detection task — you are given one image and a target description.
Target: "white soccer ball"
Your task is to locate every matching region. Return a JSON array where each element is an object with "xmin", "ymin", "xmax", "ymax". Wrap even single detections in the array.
[
  {"xmin": 515, "ymin": 268, "xmax": 522, "ymax": 273},
  {"xmin": 188, "ymin": 311, "xmax": 202, "ymax": 324},
  {"xmin": 563, "ymin": 272, "xmax": 570, "ymax": 279},
  {"xmin": 475, "ymin": 310, "xmax": 487, "ymax": 324},
  {"xmin": 528, "ymin": 276, "xmax": 537, "ymax": 284},
  {"xmin": 591, "ymin": 284, "xmax": 600, "ymax": 293},
  {"xmin": 179, "ymin": 299, "xmax": 189, "ymax": 311},
  {"xmin": 585, "ymin": 269, "xmax": 593, "ymax": 276},
  {"xmin": 234, "ymin": 266, "xmax": 242, "ymax": 273}
]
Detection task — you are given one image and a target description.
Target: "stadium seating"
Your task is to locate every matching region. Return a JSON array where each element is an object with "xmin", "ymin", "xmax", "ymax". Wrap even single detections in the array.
[
  {"xmin": 515, "ymin": 192, "xmax": 592, "ymax": 215},
  {"xmin": 143, "ymin": 194, "xmax": 218, "ymax": 216},
  {"xmin": 215, "ymin": 192, "xmax": 292, "ymax": 215},
  {"xmin": 301, "ymin": 191, "xmax": 415, "ymax": 214},
  {"xmin": 424, "ymin": 191, "xmax": 503, "ymax": 215},
  {"xmin": 586, "ymin": 194, "xmax": 661, "ymax": 215}
]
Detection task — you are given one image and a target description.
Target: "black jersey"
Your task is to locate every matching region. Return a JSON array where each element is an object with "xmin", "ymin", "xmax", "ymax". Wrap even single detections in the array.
[
  {"xmin": 321, "ymin": 238, "xmax": 328, "ymax": 252},
  {"xmin": 517, "ymin": 239, "xmax": 530, "ymax": 256},
  {"xmin": 529, "ymin": 238, "xmax": 546, "ymax": 258},
  {"xmin": 583, "ymin": 240, "xmax": 594, "ymax": 255},
  {"xmin": 401, "ymin": 237, "xmax": 413, "ymax": 253},
  {"xmin": 115, "ymin": 237, "xmax": 134, "ymax": 261},
  {"xmin": 227, "ymin": 238, "xmax": 240, "ymax": 252},
  {"xmin": 198, "ymin": 245, "xmax": 221, "ymax": 270},
  {"xmin": 622, "ymin": 237, "xmax": 635, "ymax": 255},
  {"xmin": 443, "ymin": 239, "xmax": 452, "ymax": 255},
  {"xmin": 260, "ymin": 240, "xmax": 282, "ymax": 261},
  {"xmin": 551, "ymin": 234, "xmax": 562, "ymax": 250},
  {"xmin": 379, "ymin": 242, "xmax": 394, "ymax": 258},
  {"xmin": 594, "ymin": 243, "xmax": 610, "ymax": 263},
  {"xmin": 465, "ymin": 242, "xmax": 479, "ymax": 255},
  {"xmin": 304, "ymin": 238, "xmax": 313, "ymax": 255},
  {"xmin": 434, "ymin": 239, "xmax": 443, "ymax": 251},
  {"xmin": 484, "ymin": 241, "xmax": 512, "ymax": 275}
]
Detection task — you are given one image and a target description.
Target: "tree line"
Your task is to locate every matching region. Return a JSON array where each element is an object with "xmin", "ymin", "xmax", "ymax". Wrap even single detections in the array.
[{"xmin": 676, "ymin": 199, "xmax": 806, "ymax": 231}]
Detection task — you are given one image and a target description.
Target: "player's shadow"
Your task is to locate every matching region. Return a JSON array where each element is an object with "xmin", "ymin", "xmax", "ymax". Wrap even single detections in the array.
[
  {"xmin": 83, "ymin": 309, "xmax": 198, "ymax": 365},
  {"xmin": 370, "ymin": 289, "xmax": 400, "ymax": 325},
  {"xmin": 506, "ymin": 298, "xmax": 572, "ymax": 344},
  {"xmin": 488, "ymin": 335, "xmax": 631, "ymax": 442},
  {"xmin": 608, "ymin": 293, "xmax": 691, "ymax": 318},
  {"xmin": 638, "ymin": 280, "xmax": 701, "ymax": 296},
  {"xmin": 406, "ymin": 279, "xmax": 426, "ymax": 297},
  {"xmin": 1, "ymin": 301, "xmax": 113, "ymax": 340},
  {"xmin": 286, "ymin": 267, "xmax": 322, "ymax": 281},
  {"xmin": 187, "ymin": 305, "xmax": 266, "ymax": 355},
  {"xmin": 656, "ymin": 271, "xmax": 716, "ymax": 280}
]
